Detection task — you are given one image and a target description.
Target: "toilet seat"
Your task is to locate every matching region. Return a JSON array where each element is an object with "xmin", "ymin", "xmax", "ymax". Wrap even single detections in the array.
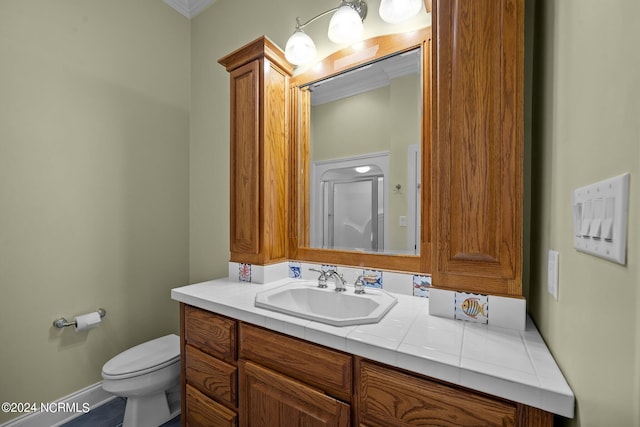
[{"xmin": 102, "ymin": 334, "xmax": 180, "ymax": 380}]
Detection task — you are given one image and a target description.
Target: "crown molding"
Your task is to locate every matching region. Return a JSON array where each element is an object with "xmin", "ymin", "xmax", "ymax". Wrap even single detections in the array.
[{"xmin": 162, "ymin": 0, "xmax": 216, "ymax": 19}]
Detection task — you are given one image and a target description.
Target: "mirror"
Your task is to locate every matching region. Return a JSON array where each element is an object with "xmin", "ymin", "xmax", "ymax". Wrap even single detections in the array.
[
  {"xmin": 307, "ymin": 49, "xmax": 421, "ymax": 255},
  {"xmin": 290, "ymin": 28, "xmax": 432, "ymax": 273}
]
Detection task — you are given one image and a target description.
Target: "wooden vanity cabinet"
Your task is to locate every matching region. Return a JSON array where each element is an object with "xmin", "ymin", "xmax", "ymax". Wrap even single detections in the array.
[
  {"xmin": 181, "ymin": 304, "xmax": 552, "ymax": 426},
  {"xmin": 218, "ymin": 37, "xmax": 293, "ymax": 266}
]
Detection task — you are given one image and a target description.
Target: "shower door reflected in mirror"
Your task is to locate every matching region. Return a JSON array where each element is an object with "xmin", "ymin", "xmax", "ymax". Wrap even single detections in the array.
[
  {"xmin": 310, "ymin": 150, "xmax": 419, "ymax": 255},
  {"xmin": 319, "ymin": 167, "xmax": 384, "ymax": 251}
]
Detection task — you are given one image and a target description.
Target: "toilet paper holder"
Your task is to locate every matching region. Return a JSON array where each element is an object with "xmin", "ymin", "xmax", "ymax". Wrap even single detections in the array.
[{"xmin": 53, "ymin": 308, "xmax": 107, "ymax": 328}]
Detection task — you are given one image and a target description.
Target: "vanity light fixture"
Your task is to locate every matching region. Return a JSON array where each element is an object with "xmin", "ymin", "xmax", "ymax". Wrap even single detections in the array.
[
  {"xmin": 355, "ymin": 166, "xmax": 371, "ymax": 174},
  {"xmin": 285, "ymin": 0, "xmax": 367, "ymax": 66},
  {"xmin": 379, "ymin": 0, "xmax": 423, "ymax": 24},
  {"xmin": 285, "ymin": 0, "xmax": 422, "ymax": 66}
]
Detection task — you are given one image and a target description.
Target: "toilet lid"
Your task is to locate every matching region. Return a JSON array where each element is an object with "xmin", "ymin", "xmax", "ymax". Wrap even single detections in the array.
[{"xmin": 102, "ymin": 334, "xmax": 180, "ymax": 379}]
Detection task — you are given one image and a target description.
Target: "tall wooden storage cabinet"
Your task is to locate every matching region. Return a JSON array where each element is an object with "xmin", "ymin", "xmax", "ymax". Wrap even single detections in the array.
[
  {"xmin": 219, "ymin": 38, "xmax": 293, "ymax": 266},
  {"xmin": 432, "ymin": 0, "xmax": 525, "ymax": 296}
]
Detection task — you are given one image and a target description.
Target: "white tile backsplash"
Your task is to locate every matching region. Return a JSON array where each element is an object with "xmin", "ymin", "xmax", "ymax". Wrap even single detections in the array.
[
  {"xmin": 488, "ymin": 295, "xmax": 526, "ymax": 330},
  {"xmin": 230, "ymin": 261, "xmax": 526, "ymax": 330},
  {"xmin": 383, "ymin": 271, "xmax": 413, "ymax": 295},
  {"xmin": 428, "ymin": 288, "xmax": 456, "ymax": 319}
]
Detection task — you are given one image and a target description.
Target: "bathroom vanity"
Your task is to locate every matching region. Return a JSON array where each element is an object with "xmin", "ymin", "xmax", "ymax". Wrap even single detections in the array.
[
  {"xmin": 183, "ymin": 0, "xmax": 576, "ymax": 424},
  {"xmin": 172, "ymin": 279, "xmax": 574, "ymax": 426}
]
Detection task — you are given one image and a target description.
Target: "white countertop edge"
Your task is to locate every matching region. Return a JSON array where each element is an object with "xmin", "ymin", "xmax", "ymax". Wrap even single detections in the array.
[{"xmin": 171, "ymin": 279, "xmax": 575, "ymax": 418}]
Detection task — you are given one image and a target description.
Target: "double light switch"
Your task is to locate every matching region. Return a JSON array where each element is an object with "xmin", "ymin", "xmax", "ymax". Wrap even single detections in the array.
[{"xmin": 571, "ymin": 173, "xmax": 630, "ymax": 265}]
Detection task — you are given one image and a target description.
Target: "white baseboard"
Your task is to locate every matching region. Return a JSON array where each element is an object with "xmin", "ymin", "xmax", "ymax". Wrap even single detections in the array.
[{"xmin": 0, "ymin": 382, "xmax": 116, "ymax": 427}]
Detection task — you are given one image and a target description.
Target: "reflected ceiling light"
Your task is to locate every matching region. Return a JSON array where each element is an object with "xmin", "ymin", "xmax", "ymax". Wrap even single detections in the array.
[
  {"xmin": 285, "ymin": 0, "xmax": 368, "ymax": 66},
  {"xmin": 379, "ymin": 0, "xmax": 422, "ymax": 24}
]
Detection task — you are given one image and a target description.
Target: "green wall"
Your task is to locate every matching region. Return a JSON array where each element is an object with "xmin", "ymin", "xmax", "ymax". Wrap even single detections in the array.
[
  {"xmin": 0, "ymin": 1, "xmax": 190, "ymax": 422},
  {"xmin": 528, "ymin": 0, "xmax": 640, "ymax": 425}
]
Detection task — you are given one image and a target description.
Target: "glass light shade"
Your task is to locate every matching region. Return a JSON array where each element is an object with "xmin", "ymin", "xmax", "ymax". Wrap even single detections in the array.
[
  {"xmin": 379, "ymin": 0, "xmax": 422, "ymax": 24},
  {"xmin": 285, "ymin": 30, "xmax": 317, "ymax": 66},
  {"xmin": 328, "ymin": 4, "xmax": 364, "ymax": 44}
]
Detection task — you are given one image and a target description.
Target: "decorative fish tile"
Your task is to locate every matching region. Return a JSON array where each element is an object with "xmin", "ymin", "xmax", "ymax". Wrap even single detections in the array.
[
  {"xmin": 455, "ymin": 291, "xmax": 488, "ymax": 324},
  {"xmin": 239, "ymin": 263, "xmax": 252, "ymax": 283},
  {"xmin": 362, "ymin": 269, "xmax": 383, "ymax": 288},
  {"xmin": 289, "ymin": 261, "xmax": 302, "ymax": 278},
  {"xmin": 413, "ymin": 275, "xmax": 432, "ymax": 298}
]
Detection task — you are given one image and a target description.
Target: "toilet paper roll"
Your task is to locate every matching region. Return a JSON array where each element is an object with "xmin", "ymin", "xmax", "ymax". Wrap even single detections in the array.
[{"xmin": 74, "ymin": 311, "xmax": 102, "ymax": 332}]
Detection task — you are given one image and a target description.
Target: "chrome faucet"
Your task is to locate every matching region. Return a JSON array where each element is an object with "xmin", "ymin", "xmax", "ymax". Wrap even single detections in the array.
[
  {"xmin": 327, "ymin": 270, "xmax": 348, "ymax": 292},
  {"xmin": 354, "ymin": 275, "xmax": 366, "ymax": 294}
]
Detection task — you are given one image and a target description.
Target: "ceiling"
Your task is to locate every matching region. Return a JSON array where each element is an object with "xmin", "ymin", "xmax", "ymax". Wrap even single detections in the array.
[{"xmin": 162, "ymin": 0, "xmax": 216, "ymax": 19}]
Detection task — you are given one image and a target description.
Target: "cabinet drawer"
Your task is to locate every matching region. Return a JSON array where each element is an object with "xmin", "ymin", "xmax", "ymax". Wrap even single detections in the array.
[
  {"xmin": 186, "ymin": 384, "xmax": 237, "ymax": 427},
  {"xmin": 239, "ymin": 323, "xmax": 352, "ymax": 402},
  {"xmin": 239, "ymin": 360, "xmax": 350, "ymax": 427},
  {"xmin": 358, "ymin": 360, "xmax": 517, "ymax": 426},
  {"xmin": 185, "ymin": 305, "xmax": 236, "ymax": 363},
  {"xmin": 185, "ymin": 344, "xmax": 237, "ymax": 409}
]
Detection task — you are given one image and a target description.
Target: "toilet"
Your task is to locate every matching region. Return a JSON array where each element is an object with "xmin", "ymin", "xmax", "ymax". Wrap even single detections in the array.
[{"xmin": 101, "ymin": 334, "xmax": 181, "ymax": 427}]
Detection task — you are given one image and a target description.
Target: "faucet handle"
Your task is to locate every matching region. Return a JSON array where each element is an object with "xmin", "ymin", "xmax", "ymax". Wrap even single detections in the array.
[
  {"xmin": 354, "ymin": 275, "xmax": 366, "ymax": 294},
  {"xmin": 309, "ymin": 268, "xmax": 329, "ymax": 288}
]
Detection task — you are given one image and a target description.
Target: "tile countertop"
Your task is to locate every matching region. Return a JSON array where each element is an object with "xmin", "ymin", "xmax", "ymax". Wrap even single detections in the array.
[{"xmin": 171, "ymin": 278, "xmax": 575, "ymax": 418}]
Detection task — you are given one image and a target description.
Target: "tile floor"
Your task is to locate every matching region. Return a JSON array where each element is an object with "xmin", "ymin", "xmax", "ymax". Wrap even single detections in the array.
[{"xmin": 61, "ymin": 398, "xmax": 180, "ymax": 427}]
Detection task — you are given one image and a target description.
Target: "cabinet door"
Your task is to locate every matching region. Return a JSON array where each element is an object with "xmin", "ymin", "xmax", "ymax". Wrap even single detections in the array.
[
  {"xmin": 358, "ymin": 361, "xmax": 516, "ymax": 426},
  {"xmin": 229, "ymin": 60, "xmax": 261, "ymax": 260},
  {"xmin": 432, "ymin": 0, "xmax": 524, "ymax": 296},
  {"xmin": 239, "ymin": 360, "xmax": 350, "ymax": 427}
]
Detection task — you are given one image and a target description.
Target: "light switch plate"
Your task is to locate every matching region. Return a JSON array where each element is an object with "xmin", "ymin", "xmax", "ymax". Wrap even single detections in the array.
[{"xmin": 571, "ymin": 173, "xmax": 630, "ymax": 265}]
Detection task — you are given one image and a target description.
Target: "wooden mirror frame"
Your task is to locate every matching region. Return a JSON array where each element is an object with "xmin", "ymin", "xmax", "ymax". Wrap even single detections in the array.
[{"xmin": 288, "ymin": 27, "xmax": 432, "ymax": 273}]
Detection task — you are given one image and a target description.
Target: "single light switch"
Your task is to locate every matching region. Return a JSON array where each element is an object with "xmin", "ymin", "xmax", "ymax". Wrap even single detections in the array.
[
  {"xmin": 580, "ymin": 199, "xmax": 592, "ymax": 237},
  {"xmin": 572, "ymin": 203, "xmax": 582, "ymax": 237},
  {"xmin": 602, "ymin": 196, "xmax": 615, "ymax": 241},
  {"xmin": 589, "ymin": 198, "xmax": 603, "ymax": 239}
]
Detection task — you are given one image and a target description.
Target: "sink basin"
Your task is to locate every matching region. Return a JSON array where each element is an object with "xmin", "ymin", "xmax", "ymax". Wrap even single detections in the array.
[{"xmin": 255, "ymin": 281, "xmax": 398, "ymax": 326}]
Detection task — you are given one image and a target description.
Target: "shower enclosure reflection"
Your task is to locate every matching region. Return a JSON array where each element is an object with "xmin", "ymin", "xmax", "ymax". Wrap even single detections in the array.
[{"xmin": 317, "ymin": 163, "xmax": 385, "ymax": 251}]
